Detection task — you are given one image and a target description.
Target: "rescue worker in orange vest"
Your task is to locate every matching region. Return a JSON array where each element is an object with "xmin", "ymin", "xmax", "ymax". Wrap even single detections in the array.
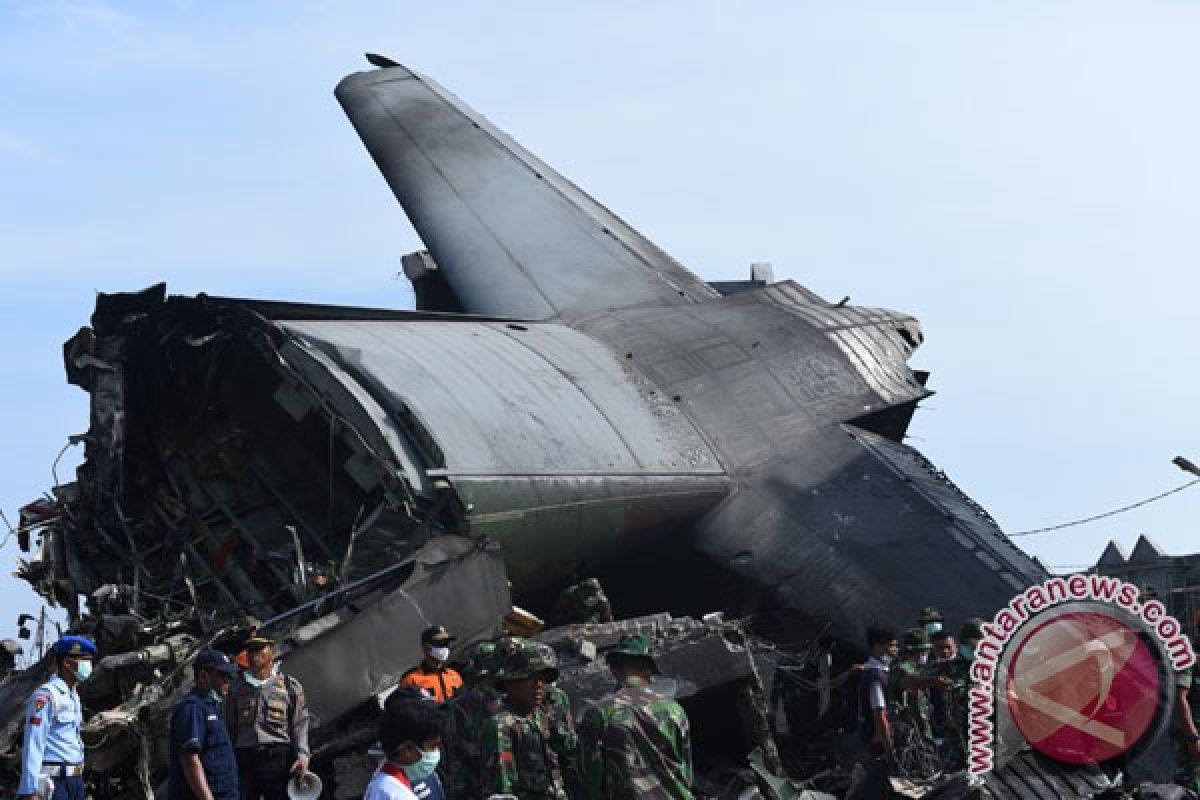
[{"xmin": 398, "ymin": 626, "xmax": 463, "ymax": 703}]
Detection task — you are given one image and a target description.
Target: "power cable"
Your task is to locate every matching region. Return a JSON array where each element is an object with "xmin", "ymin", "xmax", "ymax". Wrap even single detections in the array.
[
  {"xmin": 1009, "ymin": 479, "xmax": 1200, "ymax": 537},
  {"xmin": 0, "ymin": 508, "xmax": 15, "ymax": 550}
]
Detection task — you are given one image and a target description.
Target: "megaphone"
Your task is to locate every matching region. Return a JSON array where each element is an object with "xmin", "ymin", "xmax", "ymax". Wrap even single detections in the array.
[{"xmin": 287, "ymin": 772, "xmax": 322, "ymax": 800}]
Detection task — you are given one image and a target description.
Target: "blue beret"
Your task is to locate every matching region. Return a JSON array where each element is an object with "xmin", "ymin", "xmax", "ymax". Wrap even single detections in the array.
[{"xmin": 53, "ymin": 635, "xmax": 97, "ymax": 657}]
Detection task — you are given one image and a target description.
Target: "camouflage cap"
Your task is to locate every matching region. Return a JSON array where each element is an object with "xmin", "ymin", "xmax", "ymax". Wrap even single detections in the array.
[
  {"xmin": 604, "ymin": 633, "xmax": 660, "ymax": 673},
  {"xmin": 607, "ymin": 633, "xmax": 654, "ymax": 658},
  {"xmin": 901, "ymin": 627, "xmax": 931, "ymax": 652},
  {"xmin": 917, "ymin": 606, "xmax": 944, "ymax": 624},
  {"xmin": 496, "ymin": 638, "xmax": 560, "ymax": 682},
  {"xmin": 959, "ymin": 617, "xmax": 985, "ymax": 642}
]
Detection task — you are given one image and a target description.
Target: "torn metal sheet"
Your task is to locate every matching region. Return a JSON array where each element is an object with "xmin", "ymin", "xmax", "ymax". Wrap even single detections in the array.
[{"xmin": 276, "ymin": 535, "xmax": 510, "ymax": 723}]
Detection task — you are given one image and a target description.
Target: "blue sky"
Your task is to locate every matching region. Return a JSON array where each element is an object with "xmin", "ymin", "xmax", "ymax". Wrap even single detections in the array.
[{"xmin": 2, "ymin": 1, "xmax": 1198, "ymax": 639}]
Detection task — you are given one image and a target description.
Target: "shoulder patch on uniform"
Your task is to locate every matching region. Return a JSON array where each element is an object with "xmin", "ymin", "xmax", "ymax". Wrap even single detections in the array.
[{"xmin": 33, "ymin": 694, "xmax": 48, "ymax": 711}]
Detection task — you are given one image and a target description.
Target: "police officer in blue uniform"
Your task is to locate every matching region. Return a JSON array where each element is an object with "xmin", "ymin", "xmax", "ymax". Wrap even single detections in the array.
[
  {"xmin": 170, "ymin": 649, "xmax": 240, "ymax": 800},
  {"xmin": 18, "ymin": 635, "xmax": 96, "ymax": 800}
]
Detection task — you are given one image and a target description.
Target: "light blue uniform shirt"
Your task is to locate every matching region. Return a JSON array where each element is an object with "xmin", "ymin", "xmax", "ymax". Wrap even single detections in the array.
[{"xmin": 19, "ymin": 675, "xmax": 85, "ymax": 794}]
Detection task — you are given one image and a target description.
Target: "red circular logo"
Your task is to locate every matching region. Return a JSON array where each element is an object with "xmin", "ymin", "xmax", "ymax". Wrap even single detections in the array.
[{"xmin": 1005, "ymin": 611, "xmax": 1161, "ymax": 764}]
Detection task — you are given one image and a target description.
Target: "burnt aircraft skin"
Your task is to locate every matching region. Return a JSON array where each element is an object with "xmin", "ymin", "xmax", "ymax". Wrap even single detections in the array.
[{"xmin": 21, "ymin": 61, "xmax": 1042, "ymax": 658}]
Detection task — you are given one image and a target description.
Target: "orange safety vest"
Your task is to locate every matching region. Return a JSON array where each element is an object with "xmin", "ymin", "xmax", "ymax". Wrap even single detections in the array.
[{"xmin": 398, "ymin": 664, "xmax": 463, "ymax": 702}]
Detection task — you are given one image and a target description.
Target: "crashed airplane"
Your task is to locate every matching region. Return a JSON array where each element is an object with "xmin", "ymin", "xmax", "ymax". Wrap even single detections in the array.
[
  {"xmin": 5, "ymin": 58, "xmax": 1053, "ymax": 797},
  {"xmin": 27, "ymin": 57, "xmax": 1042, "ymax": 637}
]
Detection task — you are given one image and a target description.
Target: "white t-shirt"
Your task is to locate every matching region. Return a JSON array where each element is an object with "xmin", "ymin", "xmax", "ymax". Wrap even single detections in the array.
[
  {"xmin": 364, "ymin": 768, "xmax": 418, "ymax": 800},
  {"xmin": 864, "ymin": 656, "xmax": 890, "ymax": 711}
]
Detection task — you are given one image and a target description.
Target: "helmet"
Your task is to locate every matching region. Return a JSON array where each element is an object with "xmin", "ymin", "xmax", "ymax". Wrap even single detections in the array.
[
  {"xmin": 959, "ymin": 617, "xmax": 985, "ymax": 643},
  {"xmin": 901, "ymin": 627, "xmax": 931, "ymax": 652},
  {"xmin": 497, "ymin": 639, "xmax": 559, "ymax": 682},
  {"xmin": 462, "ymin": 641, "xmax": 499, "ymax": 679}
]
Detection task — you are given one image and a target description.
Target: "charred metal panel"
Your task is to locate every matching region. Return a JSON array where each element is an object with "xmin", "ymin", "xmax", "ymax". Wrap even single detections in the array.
[
  {"xmin": 276, "ymin": 536, "xmax": 509, "ymax": 724},
  {"xmin": 335, "ymin": 67, "xmax": 719, "ymax": 320},
  {"xmin": 574, "ymin": 285, "xmax": 930, "ymax": 469},
  {"xmin": 687, "ymin": 425, "xmax": 1041, "ymax": 645}
]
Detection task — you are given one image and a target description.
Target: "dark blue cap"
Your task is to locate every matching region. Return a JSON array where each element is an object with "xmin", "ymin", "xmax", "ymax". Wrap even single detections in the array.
[
  {"xmin": 53, "ymin": 635, "xmax": 97, "ymax": 658},
  {"xmin": 194, "ymin": 648, "xmax": 238, "ymax": 676}
]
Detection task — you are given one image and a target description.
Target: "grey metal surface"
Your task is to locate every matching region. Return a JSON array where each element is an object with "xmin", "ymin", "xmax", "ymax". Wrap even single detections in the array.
[
  {"xmin": 335, "ymin": 66, "xmax": 719, "ymax": 320},
  {"xmin": 277, "ymin": 535, "xmax": 510, "ymax": 724},
  {"xmin": 279, "ymin": 317, "xmax": 733, "ymax": 589},
  {"xmin": 985, "ymin": 749, "xmax": 1113, "ymax": 799},
  {"xmin": 280, "ymin": 319, "xmax": 724, "ymax": 476},
  {"xmin": 573, "ymin": 284, "xmax": 1043, "ymax": 640}
]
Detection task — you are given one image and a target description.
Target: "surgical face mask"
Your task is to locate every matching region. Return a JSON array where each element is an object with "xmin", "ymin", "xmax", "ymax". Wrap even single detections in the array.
[
  {"xmin": 429, "ymin": 646, "xmax": 450, "ymax": 664},
  {"xmin": 207, "ymin": 689, "xmax": 223, "ymax": 704},
  {"xmin": 402, "ymin": 748, "xmax": 441, "ymax": 782},
  {"xmin": 960, "ymin": 643, "xmax": 975, "ymax": 661},
  {"xmin": 244, "ymin": 673, "xmax": 265, "ymax": 688},
  {"xmin": 75, "ymin": 660, "xmax": 93, "ymax": 682},
  {"xmin": 925, "ymin": 622, "xmax": 943, "ymax": 636}
]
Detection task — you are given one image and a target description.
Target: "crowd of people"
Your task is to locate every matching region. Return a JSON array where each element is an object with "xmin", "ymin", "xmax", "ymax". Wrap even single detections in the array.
[
  {"xmin": 852, "ymin": 607, "xmax": 1200, "ymax": 797},
  {"xmin": 374, "ymin": 627, "xmax": 694, "ymax": 800},
  {"xmin": 853, "ymin": 608, "xmax": 982, "ymax": 799},
  {"xmin": 15, "ymin": 603, "xmax": 1200, "ymax": 800},
  {"xmin": 16, "ymin": 620, "xmax": 694, "ymax": 800}
]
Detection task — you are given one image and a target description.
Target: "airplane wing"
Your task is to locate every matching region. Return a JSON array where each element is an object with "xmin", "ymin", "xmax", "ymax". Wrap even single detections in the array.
[{"xmin": 336, "ymin": 64, "xmax": 719, "ymax": 320}]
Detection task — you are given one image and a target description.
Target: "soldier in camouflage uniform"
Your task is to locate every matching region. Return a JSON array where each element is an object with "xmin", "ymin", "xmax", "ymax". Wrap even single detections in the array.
[
  {"xmin": 543, "ymin": 679, "xmax": 581, "ymax": 797},
  {"xmin": 480, "ymin": 639, "xmax": 568, "ymax": 800},
  {"xmin": 578, "ymin": 633, "xmax": 694, "ymax": 800},
  {"xmin": 443, "ymin": 641, "xmax": 503, "ymax": 800},
  {"xmin": 937, "ymin": 617, "xmax": 983, "ymax": 771},
  {"xmin": 1174, "ymin": 662, "xmax": 1200, "ymax": 793},
  {"xmin": 887, "ymin": 628, "xmax": 950, "ymax": 743},
  {"xmin": 552, "ymin": 578, "xmax": 615, "ymax": 626}
]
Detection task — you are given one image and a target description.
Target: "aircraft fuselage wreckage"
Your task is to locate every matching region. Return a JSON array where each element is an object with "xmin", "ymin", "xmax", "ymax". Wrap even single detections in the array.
[{"xmin": 6, "ymin": 59, "xmax": 1049, "ymax": 796}]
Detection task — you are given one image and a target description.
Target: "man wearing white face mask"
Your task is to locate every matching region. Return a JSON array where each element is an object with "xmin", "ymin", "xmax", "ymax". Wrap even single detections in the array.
[
  {"xmin": 225, "ymin": 635, "xmax": 310, "ymax": 800},
  {"xmin": 398, "ymin": 626, "xmax": 462, "ymax": 703},
  {"xmin": 18, "ymin": 635, "xmax": 96, "ymax": 800},
  {"xmin": 365, "ymin": 697, "xmax": 446, "ymax": 800}
]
